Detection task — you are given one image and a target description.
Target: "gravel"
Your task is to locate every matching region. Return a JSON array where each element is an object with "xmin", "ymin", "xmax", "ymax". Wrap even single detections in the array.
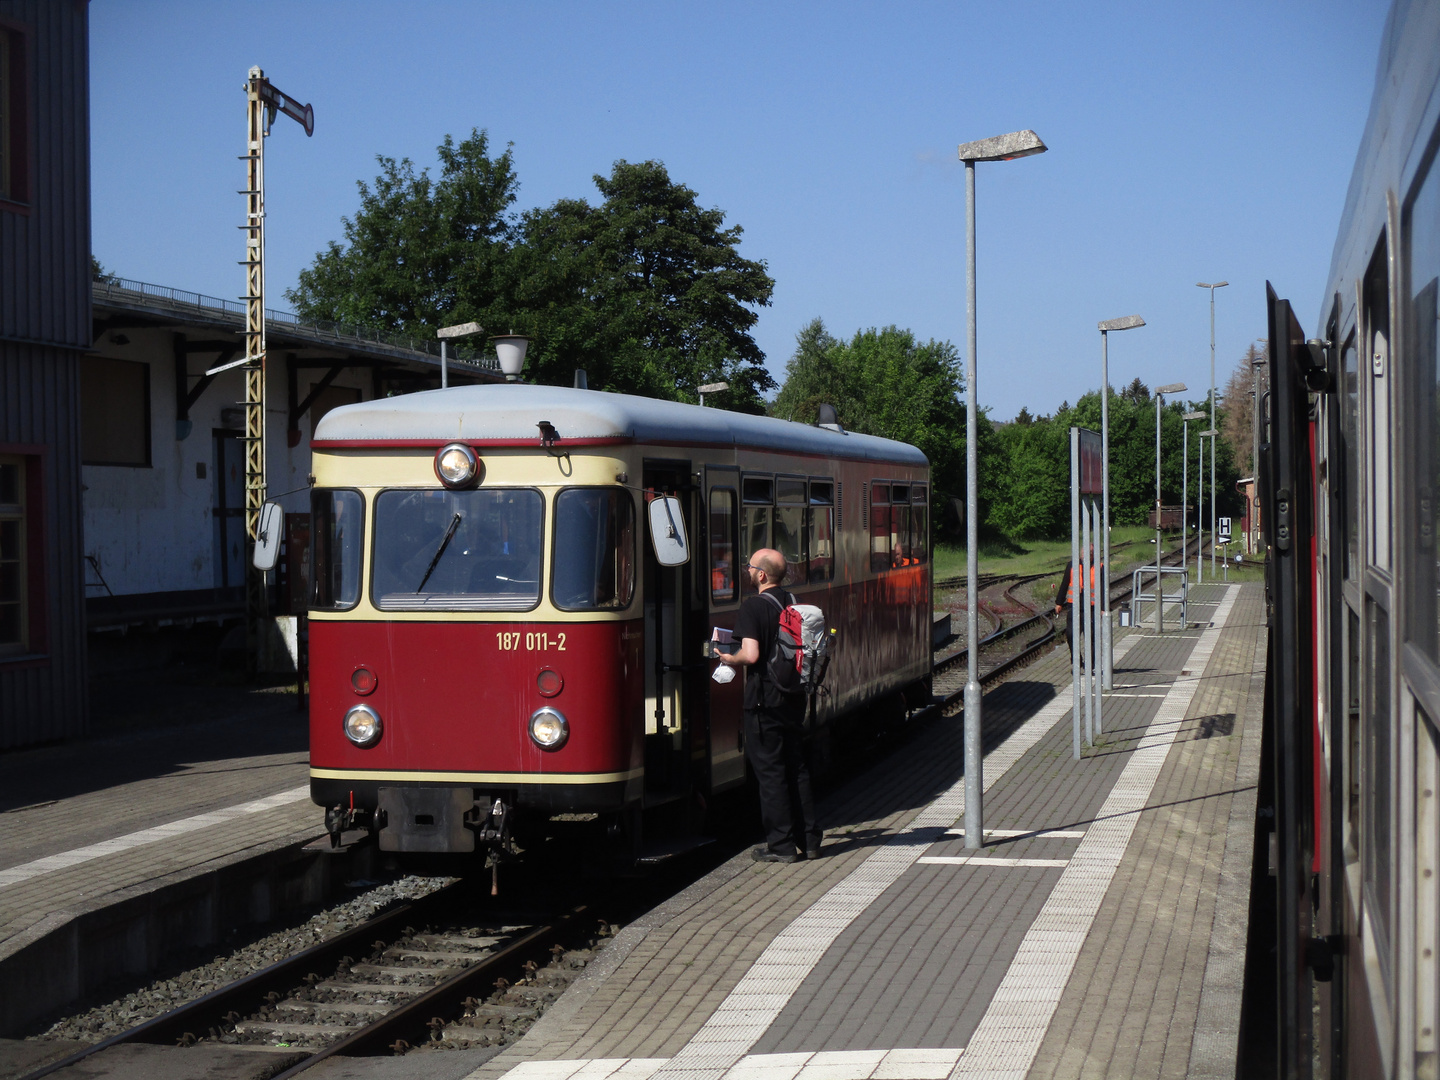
[{"xmin": 29, "ymin": 874, "xmax": 456, "ymax": 1045}]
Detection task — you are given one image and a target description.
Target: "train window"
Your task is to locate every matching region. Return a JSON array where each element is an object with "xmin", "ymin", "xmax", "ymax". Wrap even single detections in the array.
[
  {"xmin": 870, "ymin": 484, "xmax": 891, "ymax": 572},
  {"xmin": 709, "ymin": 488, "xmax": 737, "ymax": 604},
  {"xmin": 0, "ymin": 457, "xmax": 26, "ymax": 653},
  {"xmin": 1343, "ymin": 334, "xmax": 1361, "ymax": 582},
  {"xmin": 890, "ymin": 486, "xmax": 912, "ymax": 568},
  {"xmin": 741, "ymin": 476, "xmax": 772, "ymax": 589},
  {"xmin": 1365, "ymin": 245, "xmax": 1393, "ymax": 572},
  {"xmin": 775, "ymin": 479, "xmax": 807, "ymax": 582},
  {"xmin": 370, "ymin": 488, "xmax": 544, "ymax": 611},
  {"xmin": 1405, "ymin": 153, "xmax": 1440, "ymax": 655},
  {"xmin": 551, "ymin": 488, "xmax": 635, "ymax": 611},
  {"xmin": 808, "ymin": 481, "xmax": 834, "ymax": 583},
  {"xmin": 310, "ymin": 489, "xmax": 364, "ymax": 611},
  {"xmin": 1364, "ymin": 597, "xmax": 1394, "ymax": 982},
  {"xmin": 911, "ymin": 486, "xmax": 929, "ymax": 564}
]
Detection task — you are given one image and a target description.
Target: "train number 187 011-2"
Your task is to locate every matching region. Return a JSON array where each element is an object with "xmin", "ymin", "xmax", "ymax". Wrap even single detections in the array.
[{"xmin": 495, "ymin": 631, "xmax": 566, "ymax": 652}]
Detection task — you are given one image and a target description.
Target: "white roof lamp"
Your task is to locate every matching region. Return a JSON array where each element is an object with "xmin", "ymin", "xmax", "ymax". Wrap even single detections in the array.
[{"xmin": 491, "ymin": 333, "xmax": 532, "ymax": 381}]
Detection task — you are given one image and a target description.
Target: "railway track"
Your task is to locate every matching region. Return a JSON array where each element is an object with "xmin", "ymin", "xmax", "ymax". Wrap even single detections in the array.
[
  {"xmin": 929, "ymin": 536, "xmax": 1205, "ymax": 714},
  {"xmin": 21, "ymin": 883, "xmax": 608, "ymax": 1080}
]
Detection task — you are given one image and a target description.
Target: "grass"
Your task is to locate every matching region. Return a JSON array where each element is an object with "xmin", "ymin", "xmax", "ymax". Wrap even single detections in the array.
[{"xmin": 933, "ymin": 526, "xmax": 1266, "ymax": 584}]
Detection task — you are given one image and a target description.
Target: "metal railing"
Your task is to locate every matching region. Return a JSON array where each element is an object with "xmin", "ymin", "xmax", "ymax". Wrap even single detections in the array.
[
  {"xmin": 92, "ymin": 276, "xmax": 499, "ymax": 369},
  {"xmin": 1129, "ymin": 565, "xmax": 1189, "ymax": 631}
]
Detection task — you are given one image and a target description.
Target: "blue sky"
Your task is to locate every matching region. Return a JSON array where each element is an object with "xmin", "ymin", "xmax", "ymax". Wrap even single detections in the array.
[{"xmin": 90, "ymin": 2, "xmax": 1387, "ymax": 421}]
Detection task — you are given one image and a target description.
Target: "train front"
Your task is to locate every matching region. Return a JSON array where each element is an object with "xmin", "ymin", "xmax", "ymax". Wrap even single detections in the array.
[{"xmin": 306, "ymin": 395, "xmax": 643, "ymax": 857}]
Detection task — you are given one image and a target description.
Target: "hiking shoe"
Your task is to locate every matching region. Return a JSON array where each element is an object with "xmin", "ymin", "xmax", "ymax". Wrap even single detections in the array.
[
  {"xmin": 804, "ymin": 846, "xmax": 822, "ymax": 860},
  {"xmin": 751, "ymin": 847, "xmax": 798, "ymax": 864}
]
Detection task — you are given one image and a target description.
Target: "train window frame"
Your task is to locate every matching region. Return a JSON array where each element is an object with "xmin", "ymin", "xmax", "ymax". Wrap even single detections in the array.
[
  {"xmin": 774, "ymin": 475, "xmax": 808, "ymax": 583},
  {"xmin": 309, "ymin": 487, "xmax": 366, "ymax": 613},
  {"xmin": 1363, "ymin": 593, "xmax": 1396, "ymax": 995},
  {"xmin": 0, "ymin": 454, "xmax": 28, "ymax": 655},
  {"xmin": 869, "ymin": 483, "xmax": 891, "ymax": 573},
  {"xmin": 807, "ymin": 479, "xmax": 835, "ymax": 584},
  {"xmin": 368, "ymin": 486, "xmax": 546, "ymax": 613},
  {"xmin": 550, "ymin": 486, "xmax": 637, "ymax": 613},
  {"xmin": 1364, "ymin": 240, "xmax": 1394, "ymax": 576},
  {"xmin": 1341, "ymin": 328, "xmax": 1361, "ymax": 584},
  {"xmin": 709, "ymin": 486, "xmax": 739, "ymax": 606},
  {"xmin": 741, "ymin": 474, "xmax": 773, "ymax": 593},
  {"xmin": 911, "ymin": 484, "xmax": 929, "ymax": 565}
]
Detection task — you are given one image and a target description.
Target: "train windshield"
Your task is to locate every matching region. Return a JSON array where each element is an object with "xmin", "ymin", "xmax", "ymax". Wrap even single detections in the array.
[
  {"xmin": 371, "ymin": 488, "xmax": 544, "ymax": 611},
  {"xmin": 551, "ymin": 488, "xmax": 636, "ymax": 610}
]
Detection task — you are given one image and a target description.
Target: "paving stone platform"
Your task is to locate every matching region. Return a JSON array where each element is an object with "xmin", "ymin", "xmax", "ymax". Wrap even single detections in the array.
[{"xmin": 467, "ymin": 582, "xmax": 1264, "ymax": 1080}]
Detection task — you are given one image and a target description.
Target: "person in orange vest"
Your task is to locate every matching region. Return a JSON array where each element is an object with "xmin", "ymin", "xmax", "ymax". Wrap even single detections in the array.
[{"xmin": 1054, "ymin": 550, "xmax": 1101, "ymax": 664}]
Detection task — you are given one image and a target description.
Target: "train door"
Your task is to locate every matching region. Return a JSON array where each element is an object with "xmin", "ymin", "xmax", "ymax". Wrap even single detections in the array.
[
  {"xmin": 642, "ymin": 461, "xmax": 698, "ymax": 806},
  {"xmin": 705, "ymin": 466, "xmax": 745, "ymax": 792}
]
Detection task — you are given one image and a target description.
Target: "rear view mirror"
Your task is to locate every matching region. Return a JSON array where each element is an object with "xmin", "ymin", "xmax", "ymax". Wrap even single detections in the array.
[
  {"xmin": 648, "ymin": 495, "xmax": 690, "ymax": 566},
  {"xmin": 253, "ymin": 501, "xmax": 284, "ymax": 571}
]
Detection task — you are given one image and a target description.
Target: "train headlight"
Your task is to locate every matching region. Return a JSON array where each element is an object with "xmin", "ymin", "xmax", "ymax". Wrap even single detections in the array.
[
  {"xmin": 343, "ymin": 704, "xmax": 383, "ymax": 747},
  {"xmin": 435, "ymin": 443, "xmax": 480, "ymax": 489},
  {"xmin": 528, "ymin": 707, "xmax": 568, "ymax": 750},
  {"xmin": 536, "ymin": 669, "xmax": 563, "ymax": 697}
]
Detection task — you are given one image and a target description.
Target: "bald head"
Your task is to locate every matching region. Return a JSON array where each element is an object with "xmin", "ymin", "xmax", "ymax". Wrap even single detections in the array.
[{"xmin": 748, "ymin": 548, "xmax": 788, "ymax": 586}]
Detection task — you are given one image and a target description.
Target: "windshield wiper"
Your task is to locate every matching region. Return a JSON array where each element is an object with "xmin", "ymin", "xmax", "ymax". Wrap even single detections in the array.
[{"xmin": 416, "ymin": 513, "xmax": 462, "ymax": 592}]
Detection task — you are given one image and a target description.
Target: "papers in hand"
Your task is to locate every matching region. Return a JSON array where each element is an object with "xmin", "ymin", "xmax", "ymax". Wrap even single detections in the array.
[{"xmin": 711, "ymin": 627, "xmax": 734, "ymax": 644}]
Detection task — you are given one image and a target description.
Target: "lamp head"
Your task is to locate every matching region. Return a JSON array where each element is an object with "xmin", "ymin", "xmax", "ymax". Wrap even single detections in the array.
[
  {"xmin": 491, "ymin": 333, "xmax": 531, "ymax": 380},
  {"xmin": 1196, "ymin": 281, "xmax": 1230, "ymax": 290},
  {"xmin": 1183, "ymin": 410, "xmax": 1206, "ymax": 421},
  {"xmin": 1156, "ymin": 382, "xmax": 1187, "ymax": 395},
  {"xmin": 1098, "ymin": 315, "xmax": 1145, "ymax": 332},
  {"xmin": 957, "ymin": 129, "xmax": 1046, "ymax": 162}
]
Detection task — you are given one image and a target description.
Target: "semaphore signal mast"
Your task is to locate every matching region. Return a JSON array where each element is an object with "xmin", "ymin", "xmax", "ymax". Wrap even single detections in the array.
[{"xmin": 220, "ymin": 66, "xmax": 313, "ymax": 671}]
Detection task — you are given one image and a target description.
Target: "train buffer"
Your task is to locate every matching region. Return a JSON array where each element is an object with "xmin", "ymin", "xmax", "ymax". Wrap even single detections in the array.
[{"xmin": 473, "ymin": 581, "xmax": 1265, "ymax": 1080}]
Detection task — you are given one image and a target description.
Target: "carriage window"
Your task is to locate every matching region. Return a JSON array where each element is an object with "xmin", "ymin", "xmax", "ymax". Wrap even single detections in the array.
[
  {"xmin": 1343, "ymin": 334, "xmax": 1360, "ymax": 583},
  {"xmin": 1406, "ymin": 151, "xmax": 1440, "ymax": 654},
  {"xmin": 1364, "ymin": 597, "xmax": 1393, "ymax": 982},
  {"xmin": 0, "ymin": 457, "xmax": 28, "ymax": 653},
  {"xmin": 911, "ymin": 485, "xmax": 929, "ymax": 564},
  {"xmin": 890, "ymin": 486, "xmax": 912, "ymax": 568},
  {"xmin": 870, "ymin": 484, "xmax": 891, "ymax": 572},
  {"xmin": 775, "ymin": 479, "xmax": 806, "ymax": 582},
  {"xmin": 1366, "ymin": 245, "xmax": 1393, "ymax": 572},
  {"xmin": 371, "ymin": 488, "xmax": 543, "ymax": 611},
  {"xmin": 552, "ymin": 489, "xmax": 635, "ymax": 611},
  {"xmin": 808, "ymin": 481, "xmax": 834, "ymax": 583},
  {"xmin": 310, "ymin": 489, "xmax": 364, "ymax": 611},
  {"xmin": 741, "ymin": 476, "xmax": 773, "ymax": 591},
  {"xmin": 709, "ymin": 488, "xmax": 737, "ymax": 604}
]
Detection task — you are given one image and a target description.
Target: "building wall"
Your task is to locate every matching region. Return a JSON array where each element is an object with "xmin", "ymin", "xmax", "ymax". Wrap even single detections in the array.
[
  {"xmin": 82, "ymin": 329, "xmax": 372, "ymax": 597},
  {"xmin": 0, "ymin": 0, "xmax": 90, "ymax": 748}
]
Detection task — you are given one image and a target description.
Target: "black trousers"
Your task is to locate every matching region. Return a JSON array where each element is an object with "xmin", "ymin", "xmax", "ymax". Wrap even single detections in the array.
[
  {"xmin": 1064, "ymin": 607, "xmax": 1094, "ymax": 666},
  {"xmin": 744, "ymin": 703, "xmax": 820, "ymax": 856}
]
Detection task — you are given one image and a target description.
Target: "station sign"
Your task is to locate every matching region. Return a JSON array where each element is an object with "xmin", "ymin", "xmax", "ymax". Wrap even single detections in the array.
[
  {"xmin": 1078, "ymin": 428, "xmax": 1102, "ymax": 495},
  {"xmin": 1218, "ymin": 516, "xmax": 1232, "ymax": 541}
]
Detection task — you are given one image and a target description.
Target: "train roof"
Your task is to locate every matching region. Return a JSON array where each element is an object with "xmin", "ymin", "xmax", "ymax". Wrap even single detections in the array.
[{"xmin": 312, "ymin": 384, "xmax": 929, "ymax": 466}]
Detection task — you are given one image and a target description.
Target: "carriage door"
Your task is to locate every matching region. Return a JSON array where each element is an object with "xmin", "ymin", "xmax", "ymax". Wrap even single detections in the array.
[
  {"xmin": 642, "ymin": 461, "xmax": 697, "ymax": 803},
  {"xmin": 704, "ymin": 466, "xmax": 745, "ymax": 792}
]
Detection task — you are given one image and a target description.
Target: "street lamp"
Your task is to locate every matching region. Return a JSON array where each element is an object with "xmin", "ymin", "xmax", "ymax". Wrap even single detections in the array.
[
  {"xmin": 437, "ymin": 321, "xmax": 484, "ymax": 389},
  {"xmin": 491, "ymin": 333, "xmax": 532, "ymax": 381},
  {"xmin": 698, "ymin": 381, "xmax": 729, "ymax": 407},
  {"xmin": 1183, "ymin": 410, "xmax": 1206, "ymax": 588},
  {"xmin": 1154, "ymin": 383, "xmax": 1186, "ymax": 632},
  {"xmin": 957, "ymin": 128, "xmax": 1046, "ymax": 851},
  {"xmin": 1097, "ymin": 314, "xmax": 1144, "ymax": 690},
  {"xmin": 1197, "ymin": 281, "xmax": 1228, "ymax": 576}
]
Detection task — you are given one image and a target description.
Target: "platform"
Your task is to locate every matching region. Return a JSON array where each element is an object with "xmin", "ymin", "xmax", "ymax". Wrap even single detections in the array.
[
  {"xmin": 464, "ymin": 582, "xmax": 1263, "ymax": 1080},
  {"xmin": 0, "ymin": 702, "xmax": 319, "ymax": 1035}
]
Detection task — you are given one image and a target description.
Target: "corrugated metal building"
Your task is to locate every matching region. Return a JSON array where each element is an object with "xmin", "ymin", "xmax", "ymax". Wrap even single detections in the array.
[{"xmin": 0, "ymin": 0, "xmax": 90, "ymax": 748}]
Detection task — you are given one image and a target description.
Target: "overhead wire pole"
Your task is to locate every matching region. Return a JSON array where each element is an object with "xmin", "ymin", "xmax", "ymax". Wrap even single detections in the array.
[
  {"xmin": 238, "ymin": 67, "xmax": 313, "ymax": 673},
  {"xmin": 1197, "ymin": 281, "xmax": 1228, "ymax": 578}
]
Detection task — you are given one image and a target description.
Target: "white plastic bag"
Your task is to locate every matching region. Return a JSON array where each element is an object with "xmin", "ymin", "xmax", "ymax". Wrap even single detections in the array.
[{"xmin": 711, "ymin": 663, "xmax": 736, "ymax": 684}]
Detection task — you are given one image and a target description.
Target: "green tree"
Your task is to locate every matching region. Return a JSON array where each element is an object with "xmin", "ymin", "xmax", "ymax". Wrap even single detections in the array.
[
  {"xmin": 512, "ymin": 160, "xmax": 776, "ymax": 407},
  {"xmin": 772, "ymin": 319, "xmax": 977, "ymax": 529},
  {"xmin": 286, "ymin": 129, "xmax": 520, "ymax": 338}
]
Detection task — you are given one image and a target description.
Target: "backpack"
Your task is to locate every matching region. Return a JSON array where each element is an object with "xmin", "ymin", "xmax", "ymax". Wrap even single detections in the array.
[{"xmin": 761, "ymin": 591, "xmax": 831, "ymax": 696}]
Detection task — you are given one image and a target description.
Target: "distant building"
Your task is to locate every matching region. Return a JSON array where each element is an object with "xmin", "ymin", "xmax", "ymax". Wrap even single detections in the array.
[{"xmin": 0, "ymin": 0, "xmax": 91, "ymax": 748}]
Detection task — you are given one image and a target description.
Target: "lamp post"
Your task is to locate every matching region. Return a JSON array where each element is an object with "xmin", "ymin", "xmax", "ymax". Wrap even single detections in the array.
[
  {"xmin": 1154, "ymin": 383, "xmax": 1187, "ymax": 631},
  {"xmin": 1183, "ymin": 410, "xmax": 1206, "ymax": 592},
  {"xmin": 1097, "ymin": 315, "xmax": 1144, "ymax": 690},
  {"xmin": 437, "ymin": 321, "xmax": 484, "ymax": 389},
  {"xmin": 957, "ymin": 128, "xmax": 1046, "ymax": 851},
  {"xmin": 1197, "ymin": 281, "xmax": 1228, "ymax": 576}
]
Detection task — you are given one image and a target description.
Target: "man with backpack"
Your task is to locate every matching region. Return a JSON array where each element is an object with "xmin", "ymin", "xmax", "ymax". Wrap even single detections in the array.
[{"xmin": 713, "ymin": 548, "xmax": 823, "ymax": 863}]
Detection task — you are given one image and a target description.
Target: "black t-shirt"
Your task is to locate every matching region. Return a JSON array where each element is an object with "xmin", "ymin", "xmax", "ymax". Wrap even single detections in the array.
[{"xmin": 732, "ymin": 588, "xmax": 795, "ymax": 711}]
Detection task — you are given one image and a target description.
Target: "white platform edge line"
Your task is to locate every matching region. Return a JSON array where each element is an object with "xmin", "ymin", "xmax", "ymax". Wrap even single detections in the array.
[
  {"xmin": 0, "ymin": 784, "xmax": 312, "ymax": 888},
  {"xmin": 949, "ymin": 585, "xmax": 1237, "ymax": 1078}
]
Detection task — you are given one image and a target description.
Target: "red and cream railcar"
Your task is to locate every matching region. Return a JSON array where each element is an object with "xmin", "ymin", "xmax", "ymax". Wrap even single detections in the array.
[{"xmin": 306, "ymin": 384, "xmax": 930, "ymax": 855}]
